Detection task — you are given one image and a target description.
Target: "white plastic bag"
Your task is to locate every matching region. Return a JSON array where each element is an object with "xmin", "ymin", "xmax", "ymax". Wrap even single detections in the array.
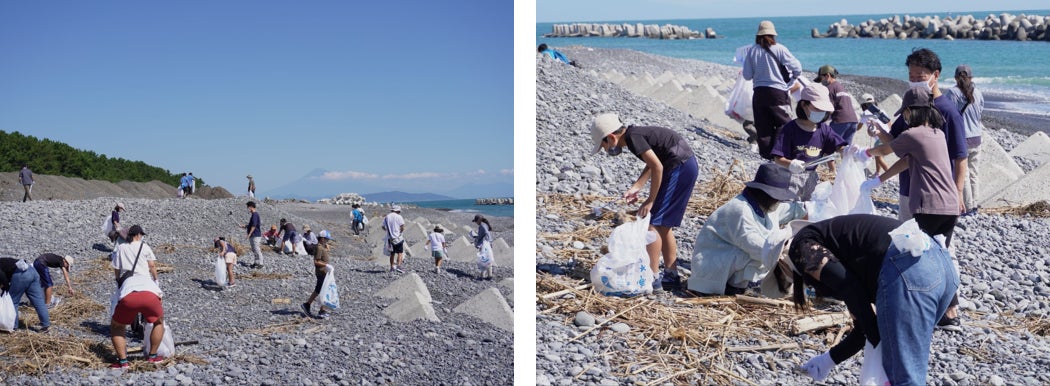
[
  {"xmin": 320, "ymin": 264, "xmax": 340, "ymax": 310},
  {"xmin": 590, "ymin": 215, "xmax": 656, "ymax": 296},
  {"xmin": 807, "ymin": 155, "xmax": 877, "ymax": 222},
  {"xmin": 101, "ymin": 214, "xmax": 114, "ymax": 235},
  {"xmin": 725, "ymin": 72, "xmax": 754, "ymax": 122},
  {"xmin": 889, "ymin": 219, "xmax": 932, "ymax": 257},
  {"xmin": 362, "ymin": 215, "xmax": 369, "ymax": 225},
  {"xmin": 477, "ymin": 241, "xmax": 494, "ymax": 270},
  {"xmin": 214, "ymin": 256, "xmax": 228, "ymax": 287},
  {"xmin": 859, "ymin": 341, "xmax": 890, "ymax": 385},
  {"xmin": 283, "ymin": 240, "xmax": 308, "ymax": 255},
  {"xmin": 142, "ymin": 322, "xmax": 175, "ymax": 358},
  {"xmin": 0, "ymin": 292, "xmax": 16, "ymax": 332}
]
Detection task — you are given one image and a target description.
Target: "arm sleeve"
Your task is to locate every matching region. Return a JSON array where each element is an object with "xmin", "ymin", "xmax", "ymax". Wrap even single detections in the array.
[
  {"xmin": 742, "ymin": 47, "xmax": 754, "ymax": 81},
  {"xmin": 829, "ymin": 327, "xmax": 867, "ymax": 364},
  {"xmin": 819, "ymin": 260, "xmax": 881, "ymax": 347}
]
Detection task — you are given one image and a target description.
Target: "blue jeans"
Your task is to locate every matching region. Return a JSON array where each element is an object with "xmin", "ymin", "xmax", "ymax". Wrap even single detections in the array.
[
  {"xmin": 830, "ymin": 122, "xmax": 858, "ymax": 145},
  {"xmin": 8, "ymin": 266, "xmax": 50, "ymax": 329},
  {"xmin": 876, "ymin": 243, "xmax": 958, "ymax": 385}
]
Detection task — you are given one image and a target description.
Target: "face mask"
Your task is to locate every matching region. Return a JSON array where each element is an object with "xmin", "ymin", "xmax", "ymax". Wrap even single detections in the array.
[
  {"xmin": 606, "ymin": 146, "xmax": 623, "ymax": 156},
  {"xmin": 909, "ymin": 79, "xmax": 932, "ymax": 93},
  {"xmin": 807, "ymin": 110, "xmax": 827, "ymax": 123}
]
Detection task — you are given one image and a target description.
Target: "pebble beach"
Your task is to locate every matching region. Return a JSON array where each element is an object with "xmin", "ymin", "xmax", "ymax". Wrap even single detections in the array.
[
  {"xmin": 535, "ymin": 47, "xmax": 1050, "ymax": 385},
  {"xmin": 0, "ymin": 196, "xmax": 514, "ymax": 385}
]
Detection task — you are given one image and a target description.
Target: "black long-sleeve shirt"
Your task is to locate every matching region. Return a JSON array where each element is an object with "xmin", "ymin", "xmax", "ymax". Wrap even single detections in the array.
[
  {"xmin": 791, "ymin": 214, "xmax": 898, "ymax": 363},
  {"xmin": 0, "ymin": 257, "xmax": 19, "ymax": 293}
]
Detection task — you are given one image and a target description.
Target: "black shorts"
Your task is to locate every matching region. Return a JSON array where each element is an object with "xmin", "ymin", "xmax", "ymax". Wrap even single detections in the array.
[
  {"xmin": 389, "ymin": 240, "xmax": 404, "ymax": 254},
  {"xmin": 313, "ymin": 271, "xmax": 326, "ymax": 294}
]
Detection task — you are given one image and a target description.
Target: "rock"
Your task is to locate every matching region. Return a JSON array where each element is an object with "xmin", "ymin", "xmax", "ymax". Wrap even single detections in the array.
[{"xmin": 574, "ymin": 312, "xmax": 596, "ymax": 327}]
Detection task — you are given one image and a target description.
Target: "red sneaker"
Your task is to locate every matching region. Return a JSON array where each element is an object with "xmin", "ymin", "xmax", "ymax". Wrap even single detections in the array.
[
  {"xmin": 147, "ymin": 355, "xmax": 165, "ymax": 363},
  {"xmin": 110, "ymin": 360, "xmax": 130, "ymax": 369}
]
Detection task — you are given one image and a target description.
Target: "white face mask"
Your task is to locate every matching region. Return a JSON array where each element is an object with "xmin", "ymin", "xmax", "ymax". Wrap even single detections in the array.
[
  {"xmin": 909, "ymin": 79, "xmax": 933, "ymax": 93},
  {"xmin": 807, "ymin": 110, "xmax": 827, "ymax": 123}
]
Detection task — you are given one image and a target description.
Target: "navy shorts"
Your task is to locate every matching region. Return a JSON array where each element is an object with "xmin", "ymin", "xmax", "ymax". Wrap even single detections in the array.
[
  {"xmin": 650, "ymin": 155, "xmax": 699, "ymax": 228},
  {"xmin": 33, "ymin": 258, "xmax": 54, "ymax": 288}
]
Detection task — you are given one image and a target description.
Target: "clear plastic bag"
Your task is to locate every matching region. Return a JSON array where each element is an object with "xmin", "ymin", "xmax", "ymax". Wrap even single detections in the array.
[
  {"xmin": 725, "ymin": 73, "xmax": 754, "ymax": 122},
  {"xmin": 0, "ymin": 292, "xmax": 16, "ymax": 332},
  {"xmin": 214, "ymin": 256, "xmax": 228, "ymax": 287},
  {"xmin": 807, "ymin": 155, "xmax": 876, "ymax": 222},
  {"xmin": 477, "ymin": 241, "xmax": 494, "ymax": 270},
  {"xmin": 142, "ymin": 322, "xmax": 175, "ymax": 358},
  {"xmin": 889, "ymin": 219, "xmax": 931, "ymax": 257},
  {"xmin": 590, "ymin": 215, "xmax": 656, "ymax": 296},
  {"xmin": 859, "ymin": 341, "xmax": 890, "ymax": 385}
]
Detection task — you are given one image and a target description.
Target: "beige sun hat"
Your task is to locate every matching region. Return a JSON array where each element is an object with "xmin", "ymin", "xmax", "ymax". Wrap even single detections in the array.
[
  {"xmin": 63, "ymin": 255, "xmax": 74, "ymax": 267},
  {"xmin": 757, "ymin": 20, "xmax": 777, "ymax": 36},
  {"xmin": 590, "ymin": 113, "xmax": 624, "ymax": 155}
]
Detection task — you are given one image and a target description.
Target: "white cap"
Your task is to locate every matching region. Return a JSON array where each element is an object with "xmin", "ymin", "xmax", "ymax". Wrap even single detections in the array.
[{"xmin": 590, "ymin": 113, "xmax": 623, "ymax": 155}]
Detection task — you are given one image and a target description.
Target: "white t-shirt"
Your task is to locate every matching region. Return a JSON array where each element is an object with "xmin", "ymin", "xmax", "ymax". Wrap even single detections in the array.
[
  {"xmin": 384, "ymin": 213, "xmax": 405, "ymax": 239},
  {"xmin": 111, "ymin": 240, "xmax": 157, "ymax": 277},
  {"xmin": 119, "ymin": 273, "xmax": 163, "ymax": 299},
  {"xmin": 428, "ymin": 232, "xmax": 446, "ymax": 252}
]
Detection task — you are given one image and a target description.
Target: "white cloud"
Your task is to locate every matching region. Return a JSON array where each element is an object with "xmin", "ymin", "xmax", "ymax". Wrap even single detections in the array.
[
  {"xmin": 499, "ymin": 169, "xmax": 513, "ymax": 175},
  {"xmin": 318, "ymin": 170, "xmax": 379, "ymax": 181},
  {"xmin": 382, "ymin": 172, "xmax": 444, "ymax": 180}
]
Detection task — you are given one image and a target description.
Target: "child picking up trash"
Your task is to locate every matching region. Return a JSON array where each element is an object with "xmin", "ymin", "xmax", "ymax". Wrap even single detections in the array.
[{"xmin": 301, "ymin": 230, "xmax": 335, "ymax": 319}]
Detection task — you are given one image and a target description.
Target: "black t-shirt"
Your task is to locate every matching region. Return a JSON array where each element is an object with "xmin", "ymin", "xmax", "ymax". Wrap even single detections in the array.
[
  {"xmin": 36, "ymin": 253, "xmax": 65, "ymax": 268},
  {"xmin": 792, "ymin": 214, "xmax": 899, "ymax": 297},
  {"xmin": 624, "ymin": 125, "xmax": 694, "ymax": 168},
  {"xmin": 0, "ymin": 257, "xmax": 18, "ymax": 291}
]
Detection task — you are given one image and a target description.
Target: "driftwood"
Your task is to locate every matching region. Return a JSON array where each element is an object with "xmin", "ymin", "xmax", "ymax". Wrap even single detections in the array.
[
  {"xmin": 793, "ymin": 312, "xmax": 851, "ymax": 335},
  {"xmin": 726, "ymin": 342, "xmax": 800, "ymax": 353}
]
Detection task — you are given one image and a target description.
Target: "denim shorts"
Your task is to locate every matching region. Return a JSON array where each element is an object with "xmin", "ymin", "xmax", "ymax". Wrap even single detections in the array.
[{"xmin": 650, "ymin": 155, "xmax": 699, "ymax": 228}]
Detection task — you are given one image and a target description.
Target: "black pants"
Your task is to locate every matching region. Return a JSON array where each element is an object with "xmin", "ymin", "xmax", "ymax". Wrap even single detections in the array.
[{"xmin": 751, "ymin": 87, "xmax": 792, "ymax": 160}]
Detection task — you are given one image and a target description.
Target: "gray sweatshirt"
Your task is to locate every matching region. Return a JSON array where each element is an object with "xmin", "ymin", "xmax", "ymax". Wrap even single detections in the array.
[{"xmin": 742, "ymin": 43, "xmax": 802, "ymax": 90}]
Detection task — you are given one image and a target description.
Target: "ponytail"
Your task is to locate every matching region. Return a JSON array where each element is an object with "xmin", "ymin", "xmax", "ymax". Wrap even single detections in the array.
[{"xmin": 956, "ymin": 74, "xmax": 975, "ymax": 105}]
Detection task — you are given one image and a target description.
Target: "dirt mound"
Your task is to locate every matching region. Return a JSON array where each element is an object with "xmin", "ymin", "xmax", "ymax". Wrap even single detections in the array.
[{"xmin": 0, "ymin": 172, "xmax": 233, "ymax": 201}]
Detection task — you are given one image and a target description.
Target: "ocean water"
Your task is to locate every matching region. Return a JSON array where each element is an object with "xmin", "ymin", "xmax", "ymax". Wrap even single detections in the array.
[
  {"xmin": 537, "ymin": 10, "xmax": 1050, "ymax": 117},
  {"xmin": 405, "ymin": 199, "xmax": 514, "ymax": 218}
]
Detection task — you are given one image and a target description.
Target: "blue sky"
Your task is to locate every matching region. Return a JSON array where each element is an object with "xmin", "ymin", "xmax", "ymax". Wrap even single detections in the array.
[
  {"xmin": 0, "ymin": 1, "xmax": 513, "ymax": 197},
  {"xmin": 537, "ymin": 0, "xmax": 1049, "ymax": 22}
]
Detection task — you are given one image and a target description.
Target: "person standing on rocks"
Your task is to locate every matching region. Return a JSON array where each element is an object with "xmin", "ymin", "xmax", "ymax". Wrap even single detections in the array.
[
  {"xmin": 944, "ymin": 64, "xmax": 984, "ymax": 216},
  {"xmin": 214, "ymin": 237, "xmax": 237, "ymax": 287},
  {"xmin": 32, "ymin": 253, "xmax": 75, "ymax": 308},
  {"xmin": 247, "ymin": 175, "xmax": 256, "ymax": 199},
  {"xmin": 472, "ymin": 215, "xmax": 494, "ymax": 279},
  {"xmin": 0, "ymin": 257, "xmax": 51, "ymax": 332},
  {"xmin": 589, "ymin": 113, "xmax": 698, "ymax": 291},
  {"xmin": 19, "ymin": 163, "xmax": 34, "ymax": 202},
  {"xmin": 743, "ymin": 20, "xmax": 803, "ymax": 160},
  {"xmin": 426, "ymin": 225, "xmax": 448, "ymax": 273},
  {"xmin": 350, "ymin": 203, "xmax": 365, "ymax": 236},
  {"xmin": 188, "ymin": 172, "xmax": 196, "ymax": 195},
  {"xmin": 243, "ymin": 201, "xmax": 264, "ymax": 269},
  {"xmin": 771, "ymin": 82, "xmax": 847, "ymax": 201},
  {"xmin": 814, "ymin": 64, "xmax": 860, "ymax": 145},
  {"xmin": 857, "ymin": 86, "xmax": 963, "ymax": 329},
  {"xmin": 106, "ymin": 203, "xmax": 127, "ymax": 244},
  {"xmin": 687, "ymin": 163, "xmax": 805, "ymax": 295},
  {"xmin": 301, "ymin": 230, "xmax": 334, "ymax": 319},
  {"xmin": 301, "ymin": 225, "xmax": 319, "ymax": 256},
  {"xmin": 179, "ymin": 173, "xmax": 191, "ymax": 198},
  {"xmin": 383, "ymin": 206, "xmax": 406, "ymax": 273}
]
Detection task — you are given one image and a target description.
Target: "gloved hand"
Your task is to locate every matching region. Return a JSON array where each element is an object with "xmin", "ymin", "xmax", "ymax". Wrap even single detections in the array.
[
  {"xmin": 853, "ymin": 147, "xmax": 872, "ymax": 164},
  {"xmin": 860, "ymin": 176, "xmax": 881, "ymax": 192},
  {"xmin": 788, "ymin": 159, "xmax": 806, "ymax": 174},
  {"xmin": 801, "ymin": 351, "xmax": 835, "ymax": 381}
]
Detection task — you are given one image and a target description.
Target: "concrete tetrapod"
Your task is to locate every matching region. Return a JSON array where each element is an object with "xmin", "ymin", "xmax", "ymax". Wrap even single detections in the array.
[
  {"xmin": 453, "ymin": 287, "xmax": 513, "ymax": 332},
  {"xmin": 375, "ymin": 272, "xmax": 433, "ymax": 303},
  {"xmin": 382, "ymin": 291, "xmax": 440, "ymax": 322}
]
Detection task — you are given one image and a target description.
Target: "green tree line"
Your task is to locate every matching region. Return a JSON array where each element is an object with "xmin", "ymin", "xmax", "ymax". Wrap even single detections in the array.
[{"xmin": 0, "ymin": 130, "xmax": 203, "ymax": 187}]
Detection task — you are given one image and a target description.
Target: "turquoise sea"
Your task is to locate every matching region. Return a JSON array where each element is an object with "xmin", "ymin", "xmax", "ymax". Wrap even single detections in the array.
[
  {"xmin": 537, "ymin": 9, "xmax": 1050, "ymax": 118},
  {"xmin": 406, "ymin": 198, "xmax": 514, "ymax": 218}
]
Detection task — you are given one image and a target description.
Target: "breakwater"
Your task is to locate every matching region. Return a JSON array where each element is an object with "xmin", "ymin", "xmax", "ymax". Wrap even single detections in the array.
[
  {"xmin": 475, "ymin": 197, "xmax": 513, "ymax": 205},
  {"xmin": 544, "ymin": 23, "xmax": 718, "ymax": 39},
  {"xmin": 811, "ymin": 13, "xmax": 1050, "ymax": 41}
]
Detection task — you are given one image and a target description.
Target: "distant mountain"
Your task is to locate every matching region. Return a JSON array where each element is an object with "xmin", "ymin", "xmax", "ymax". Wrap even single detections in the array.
[
  {"xmin": 441, "ymin": 182, "xmax": 514, "ymax": 199},
  {"xmin": 363, "ymin": 191, "xmax": 455, "ymax": 203}
]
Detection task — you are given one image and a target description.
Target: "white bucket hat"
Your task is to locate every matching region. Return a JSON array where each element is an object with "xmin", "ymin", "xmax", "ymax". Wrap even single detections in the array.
[{"xmin": 590, "ymin": 113, "xmax": 624, "ymax": 155}]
